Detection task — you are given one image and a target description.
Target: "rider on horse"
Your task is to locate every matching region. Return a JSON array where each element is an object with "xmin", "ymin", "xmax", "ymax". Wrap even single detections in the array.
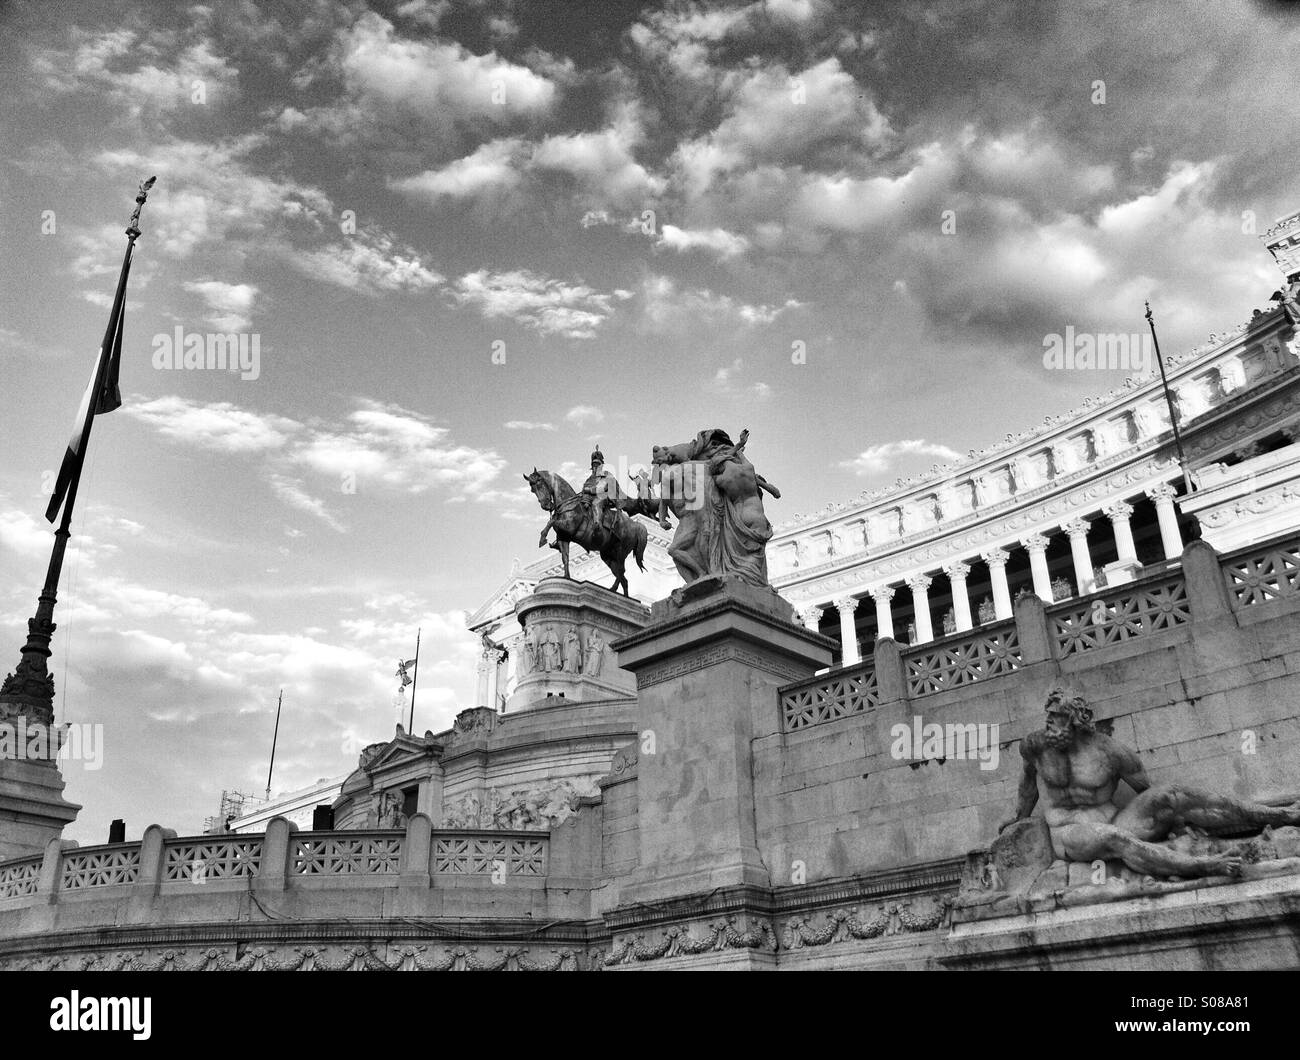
[{"xmin": 581, "ymin": 446, "xmax": 621, "ymax": 534}]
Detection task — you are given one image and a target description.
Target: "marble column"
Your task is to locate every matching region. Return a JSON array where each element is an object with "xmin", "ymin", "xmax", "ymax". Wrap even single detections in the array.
[
  {"xmin": 1064, "ymin": 517, "xmax": 1096, "ymax": 595},
  {"xmin": 1022, "ymin": 533, "xmax": 1052, "ymax": 601},
  {"xmin": 981, "ymin": 548, "xmax": 1013, "ymax": 620},
  {"xmin": 907, "ymin": 575, "xmax": 934, "ymax": 644},
  {"xmin": 798, "ymin": 604, "xmax": 824, "ymax": 634},
  {"xmin": 833, "ymin": 596, "xmax": 861, "ymax": 666},
  {"xmin": 1146, "ymin": 483, "xmax": 1184, "ymax": 559},
  {"xmin": 475, "ymin": 651, "xmax": 492, "ymax": 708},
  {"xmin": 1103, "ymin": 499, "xmax": 1141, "ymax": 585},
  {"xmin": 870, "ymin": 585, "xmax": 895, "ymax": 641},
  {"xmin": 481, "ymin": 646, "xmax": 505, "ymax": 711},
  {"xmin": 943, "ymin": 561, "xmax": 973, "ymax": 632}
]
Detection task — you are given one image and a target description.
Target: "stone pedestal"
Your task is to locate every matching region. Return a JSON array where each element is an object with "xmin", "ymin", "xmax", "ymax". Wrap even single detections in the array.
[
  {"xmin": 0, "ymin": 758, "xmax": 80, "ymax": 861},
  {"xmin": 508, "ymin": 578, "xmax": 649, "ymax": 712},
  {"xmin": 612, "ymin": 575, "xmax": 833, "ymax": 903},
  {"xmin": 1102, "ymin": 558, "xmax": 1142, "ymax": 586}
]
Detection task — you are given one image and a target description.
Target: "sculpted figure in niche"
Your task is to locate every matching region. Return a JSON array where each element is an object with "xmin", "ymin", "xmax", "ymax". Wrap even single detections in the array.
[
  {"xmin": 563, "ymin": 627, "xmax": 582, "ymax": 673},
  {"xmin": 519, "ymin": 626, "xmax": 537, "ymax": 676},
  {"xmin": 584, "ymin": 628, "xmax": 604, "ymax": 676},
  {"xmin": 540, "ymin": 626, "xmax": 561, "ymax": 672},
  {"xmin": 1001, "ymin": 687, "xmax": 1300, "ymax": 878}
]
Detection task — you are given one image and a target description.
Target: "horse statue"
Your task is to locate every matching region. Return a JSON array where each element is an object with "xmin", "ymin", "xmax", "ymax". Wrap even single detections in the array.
[{"xmin": 524, "ymin": 469, "xmax": 649, "ymax": 595}]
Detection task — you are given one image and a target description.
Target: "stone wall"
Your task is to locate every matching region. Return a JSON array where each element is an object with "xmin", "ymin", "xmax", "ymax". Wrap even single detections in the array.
[
  {"xmin": 3, "ymin": 532, "xmax": 1298, "ymax": 969},
  {"xmin": 748, "ymin": 535, "xmax": 1300, "ymax": 889}
]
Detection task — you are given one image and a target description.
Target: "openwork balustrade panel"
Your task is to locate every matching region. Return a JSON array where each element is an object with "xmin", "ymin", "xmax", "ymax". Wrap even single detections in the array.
[
  {"xmin": 432, "ymin": 835, "xmax": 547, "ymax": 877},
  {"xmin": 292, "ymin": 834, "xmax": 403, "ymax": 875},
  {"xmin": 1223, "ymin": 539, "xmax": 1300, "ymax": 608},
  {"xmin": 781, "ymin": 666, "xmax": 880, "ymax": 731},
  {"xmin": 164, "ymin": 839, "xmax": 263, "ymax": 882},
  {"xmin": 0, "ymin": 857, "xmax": 41, "ymax": 899},
  {"xmin": 1051, "ymin": 576, "xmax": 1190, "ymax": 657},
  {"xmin": 60, "ymin": 847, "xmax": 141, "ymax": 890},
  {"xmin": 904, "ymin": 626, "xmax": 1022, "ymax": 696}
]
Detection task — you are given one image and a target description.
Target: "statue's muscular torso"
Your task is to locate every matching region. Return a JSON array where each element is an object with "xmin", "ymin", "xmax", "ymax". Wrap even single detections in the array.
[{"xmin": 1022, "ymin": 729, "xmax": 1138, "ymax": 828}]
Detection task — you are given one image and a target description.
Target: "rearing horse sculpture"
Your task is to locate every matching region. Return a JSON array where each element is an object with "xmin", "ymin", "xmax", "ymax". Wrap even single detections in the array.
[{"xmin": 524, "ymin": 469, "xmax": 648, "ymax": 595}]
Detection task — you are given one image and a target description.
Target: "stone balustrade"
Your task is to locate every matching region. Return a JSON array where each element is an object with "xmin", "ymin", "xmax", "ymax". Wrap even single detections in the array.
[
  {"xmin": 0, "ymin": 818, "xmax": 554, "ymax": 910},
  {"xmin": 777, "ymin": 531, "xmax": 1300, "ymax": 732}
]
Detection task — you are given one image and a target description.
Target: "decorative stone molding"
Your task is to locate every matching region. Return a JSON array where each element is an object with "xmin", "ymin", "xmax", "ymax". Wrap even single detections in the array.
[
  {"xmin": 780, "ymin": 895, "xmax": 952, "ymax": 949},
  {"xmin": 942, "ymin": 561, "xmax": 972, "ymax": 579},
  {"xmin": 1104, "ymin": 499, "xmax": 1135, "ymax": 521},
  {"xmin": 905, "ymin": 573, "xmax": 933, "ymax": 593},
  {"xmin": 1063, "ymin": 517, "xmax": 1091, "ymax": 540},
  {"xmin": 981, "ymin": 547, "xmax": 1010, "ymax": 568},
  {"xmin": 868, "ymin": 585, "xmax": 895, "ymax": 602},
  {"xmin": 597, "ymin": 915, "xmax": 776, "ymax": 967},
  {"xmin": 832, "ymin": 595, "xmax": 859, "ymax": 614},
  {"xmin": 0, "ymin": 945, "xmax": 582, "ymax": 972}
]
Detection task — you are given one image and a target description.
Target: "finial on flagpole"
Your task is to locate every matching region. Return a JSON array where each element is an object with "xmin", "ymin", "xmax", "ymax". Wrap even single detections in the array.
[{"xmin": 126, "ymin": 176, "xmax": 157, "ymax": 241}]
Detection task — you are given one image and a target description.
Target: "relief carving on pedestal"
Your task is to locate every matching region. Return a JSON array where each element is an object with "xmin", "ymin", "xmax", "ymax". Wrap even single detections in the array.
[{"xmin": 439, "ymin": 776, "xmax": 601, "ymax": 830}]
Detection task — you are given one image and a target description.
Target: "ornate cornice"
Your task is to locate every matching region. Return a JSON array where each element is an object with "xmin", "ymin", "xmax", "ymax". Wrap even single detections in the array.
[
  {"xmin": 778, "ymin": 371, "xmax": 1300, "ymax": 606},
  {"xmin": 777, "ymin": 308, "xmax": 1289, "ymax": 534}
]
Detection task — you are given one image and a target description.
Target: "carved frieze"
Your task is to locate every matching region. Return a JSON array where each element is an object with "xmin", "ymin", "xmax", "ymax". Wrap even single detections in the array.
[
  {"xmin": 597, "ymin": 915, "xmax": 776, "ymax": 967},
  {"xmin": 0, "ymin": 945, "xmax": 582, "ymax": 972}
]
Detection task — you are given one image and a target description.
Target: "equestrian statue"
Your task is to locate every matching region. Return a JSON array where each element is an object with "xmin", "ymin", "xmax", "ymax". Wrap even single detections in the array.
[{"xmin": 524, "ymin": 446, "xmax": 648, "ymax": 596}]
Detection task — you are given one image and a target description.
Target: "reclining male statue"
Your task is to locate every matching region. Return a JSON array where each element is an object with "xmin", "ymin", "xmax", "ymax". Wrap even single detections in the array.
[{"xmin": 999, "ymin": 687, "xmax": 1300, "ymax": 879}]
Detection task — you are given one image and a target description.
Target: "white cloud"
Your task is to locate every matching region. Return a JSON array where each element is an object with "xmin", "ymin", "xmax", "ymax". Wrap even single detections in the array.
[
  {"xmin": 266, "ymin": 474, "xmax": 346, "ymax": 533},
  {"xmin": 658, "ymin": 224, "xmax": 750, "ymax": 258},
  {"xmin": 123, "ymin": 397, "xmax": 298, "ymax": 453},
  {"xmin": 670, "ymin": 57, "xmax": 891, "ymax": 195},
  {"xmin": 531, "ymin": 105, "xmax": 665, "ymax": 207},
  {"xmin": 564, "ymin": 405, "xmax": 605, "ymax": 429},
  {"xmin": 292, "ymin": 11, "xmax": 559, "ymax": 140},
  {"xmin": 32, "ymin": 29, "xmax": 239, "ymax": 115},
  {"xmin": 0, "ymin": 506, "xmax": 52, "ymax": 559},
  {"xmin": 184, "ymin": 280, "xmax": 259, "ymax": 331},
  {"xmin": 287, "ymin": 233, "xmax": 444, "ymax": 294},
  {"xmin": 391, "ymin": 139, "xmax": 525, "ymax": 201},
  {"xmin": 292, "ymin": 401, "xmax": 507, "ymax": 499},
  {"xmin": 504, "ymin": 420, "xmax": 556, "ymax": 431},
  {"xmin": 122, "ymin": 397, "xmax": 513, "ymax": 526},
  {"xmin": 709, "ymin": 357, "xmax": 772, "ymax": 400},
  {"xmin": 453, "ymin": 269, "xmax": 623, "ymax": 338},
  {"xmin": 837, "ymin": 440, "xmax": 963, "ymax": 476},
  {"xmin": 640, "ymin": 275, "xmax": 802, "ymax": 331}
]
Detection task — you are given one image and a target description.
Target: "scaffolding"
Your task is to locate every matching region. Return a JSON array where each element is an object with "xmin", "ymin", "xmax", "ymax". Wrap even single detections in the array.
[{"xmin": 202, "ymin": 790, "xmax": 255, "ymax": 834}]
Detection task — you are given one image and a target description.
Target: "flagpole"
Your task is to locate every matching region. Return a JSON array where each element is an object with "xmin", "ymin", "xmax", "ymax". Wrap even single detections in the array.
[
  {"xmin": 1144, "ymin": 301, "xmax": 1196, "ymax": 493},
  {"xmin": 266, "ymin": 689, "xmax": 283, "ymax": 801},
  {"xmin": 408, "ymin": 629, "xmax": 421, "ymax": 732},
  {"xmin": 0, "ymin": 178, "xmax": 156, "ymax": 728}
]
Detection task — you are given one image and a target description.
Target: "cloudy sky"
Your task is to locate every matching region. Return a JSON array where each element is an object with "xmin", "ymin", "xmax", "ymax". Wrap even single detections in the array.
[{"xmin": 1, "ymin": 0, "xmax": 1296, "ymax": 841}]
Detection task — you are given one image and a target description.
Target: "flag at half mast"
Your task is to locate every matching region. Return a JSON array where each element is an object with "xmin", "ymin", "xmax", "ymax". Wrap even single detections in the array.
[{"xmin": 45, "ymin": 176, "xmax": 155, "ymax": 524}]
